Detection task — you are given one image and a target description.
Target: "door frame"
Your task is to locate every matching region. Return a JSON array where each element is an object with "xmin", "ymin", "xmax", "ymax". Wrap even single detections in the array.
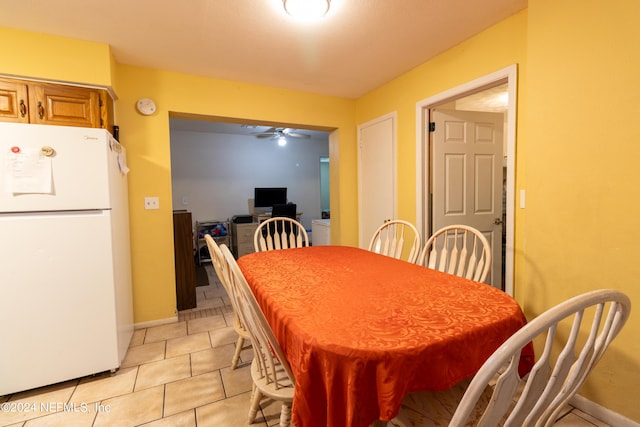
[{"xmin": 415, "ymin": 64, "xmax": 517, "ymax": 295}]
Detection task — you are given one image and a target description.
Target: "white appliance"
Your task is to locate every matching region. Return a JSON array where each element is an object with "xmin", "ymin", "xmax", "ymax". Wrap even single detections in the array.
[
  {"xmin": 0, "ymin": 122, "xmax": 133, "ymax": 396},
  {"xmin": 312, "ymin": 219, "xmax": 330, "ymax": 246}
]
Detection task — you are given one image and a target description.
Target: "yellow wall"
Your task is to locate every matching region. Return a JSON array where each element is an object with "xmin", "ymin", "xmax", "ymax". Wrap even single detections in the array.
[
  {"xmin": 3, "ymin": 0, "xmax": 640, "ymax": 419},
  {"xmin": 518, "ymin": 0, "xmax": 640, "ymax": 419},
  {"xmin": 0, "ymin": 27, "xmax": 113, "ymax": 87}
]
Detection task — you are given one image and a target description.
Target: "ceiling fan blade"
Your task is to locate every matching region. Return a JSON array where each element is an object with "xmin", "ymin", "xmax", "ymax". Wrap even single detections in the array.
[
  {"xmin": 251, "ymin": 127, "xmax": 310, "ymax": 139},
  {"xmin": 251, "ymin": 127, "xmax": 278, "ymax": 135},
  {"xmin": 285, "ymin": 132, "xmax": 311, "ymax": 139}
]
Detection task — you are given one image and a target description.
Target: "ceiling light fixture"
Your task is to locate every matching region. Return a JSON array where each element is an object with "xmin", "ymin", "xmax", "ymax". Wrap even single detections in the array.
[
  {"xmin": 283, "ymin": 0, "xmax": 330, "ymax": 19},
  {"xmin": 278, "ymin": 135, "xmax": 287, "ymax": 146}
]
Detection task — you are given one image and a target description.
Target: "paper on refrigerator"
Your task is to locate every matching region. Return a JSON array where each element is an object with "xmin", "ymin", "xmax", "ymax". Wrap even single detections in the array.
[{"xmin": 3, "ymin": 148, "xmax": 53, "ymax": 194}]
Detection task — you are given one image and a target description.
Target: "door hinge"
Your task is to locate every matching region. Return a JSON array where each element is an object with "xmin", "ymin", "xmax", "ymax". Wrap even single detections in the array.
[{"xmin": 429, "ymin": 122, "xmax": 435, "ymax": 132}]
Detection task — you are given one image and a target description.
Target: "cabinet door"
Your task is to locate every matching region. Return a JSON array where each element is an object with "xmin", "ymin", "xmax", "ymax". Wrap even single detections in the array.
[
  {"xmin": 28, "ymin": 83, "xmax": 101, "ymax": 128},
  {"xmin": 99, "ymin": 89, "xmax": 114, "ymax": 133},
  {"xmin": 0, "ymin": 79, "xmax": 29, "ymax": 123},
  {"xmin": 173, "ymin": 212, "xmax": 197, "ymax": 310}
]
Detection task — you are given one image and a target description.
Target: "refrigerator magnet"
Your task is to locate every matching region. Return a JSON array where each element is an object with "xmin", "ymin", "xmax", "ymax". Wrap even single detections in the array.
[{"xmin": 40, "ymin": 146, "xmax": 55, "ymax": 157}]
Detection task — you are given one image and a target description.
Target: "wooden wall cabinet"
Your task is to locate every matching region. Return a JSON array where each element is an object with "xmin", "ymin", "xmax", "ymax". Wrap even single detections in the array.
[
  {"xmin": 0, "ymin": 78, "xmax": 29, "ymax": 123},
  {"xmin": 0, "ymin": 77, "xmax": 113, "ymax": 130}
]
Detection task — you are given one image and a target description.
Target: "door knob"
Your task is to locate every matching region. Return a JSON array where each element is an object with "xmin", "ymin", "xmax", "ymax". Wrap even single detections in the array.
[{"xmin": 494, "ymin": 217, "xmax": 503, "ymax": 225}]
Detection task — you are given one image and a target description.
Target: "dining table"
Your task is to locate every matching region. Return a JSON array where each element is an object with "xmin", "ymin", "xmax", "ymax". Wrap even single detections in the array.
[{"xmin": 237, "ymin": 245, "xmax": 534, "ymax": 427}]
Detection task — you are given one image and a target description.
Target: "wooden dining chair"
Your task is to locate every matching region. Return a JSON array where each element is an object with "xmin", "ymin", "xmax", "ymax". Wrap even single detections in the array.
[
  {"xmin": 204, "ymin": 235, "xmax": 251, "ymax": 369},
  {"xmin": 220, "ymin": 244, "xmax": 296, "ymax": 427},
  {"xmin": 254, "ymin": 217, "xmax": 309, "ymax": 252},
  {"xmin": 368, "ymin": 219, "xmax": 421, "ymax": 263},
  {"xmin": 391, "ymin": 289, "xmax": 632, "ymax": 427},
  {"xmin": 418, "ymin": 224, "xmax": 491, "ymax": 283}
]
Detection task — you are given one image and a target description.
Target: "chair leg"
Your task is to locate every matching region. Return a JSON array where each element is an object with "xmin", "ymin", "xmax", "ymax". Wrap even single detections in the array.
[
  {"xmin": 231, "ymin": 336, "xmax": 245, "ymax": 369},
  {"xmin": 248, "ymin": 387, "xmax": 262, "ymax": 423},
  {"xmin": 279, "ymin": 402, "xmax": 292, "ymax": 427}
]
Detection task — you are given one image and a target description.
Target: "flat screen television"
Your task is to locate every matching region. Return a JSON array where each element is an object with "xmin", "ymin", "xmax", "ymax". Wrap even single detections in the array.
[{"xmin": 254, "ymin": 187, "xmax": 287, "ymax": 208}]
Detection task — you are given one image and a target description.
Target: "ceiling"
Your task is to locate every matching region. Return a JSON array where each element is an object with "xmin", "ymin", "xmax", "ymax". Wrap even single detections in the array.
[{"xmin": 0, "ymin": 0, "xmax": 526, "ymax": 99}]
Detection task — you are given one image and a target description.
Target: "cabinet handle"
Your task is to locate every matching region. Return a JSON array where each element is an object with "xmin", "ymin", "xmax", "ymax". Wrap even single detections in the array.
[
  {"xmin": 19, "ymin": 100, "xmax": 27, "ymax": 117},
  {"xmin": 37, "ymin": 101, "xmax": 45, "ymax": 119}
]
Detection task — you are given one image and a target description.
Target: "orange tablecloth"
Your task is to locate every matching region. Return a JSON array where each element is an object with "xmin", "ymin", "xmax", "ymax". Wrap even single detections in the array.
[{"xmin": 238, "ymin": 246, "xmax": 532, "ymax": 427}]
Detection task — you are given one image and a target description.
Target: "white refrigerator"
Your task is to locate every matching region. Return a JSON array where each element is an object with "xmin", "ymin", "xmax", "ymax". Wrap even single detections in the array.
[{"xmin": 0, "ymin": 122, "xmax": 134, "ymax": 396}]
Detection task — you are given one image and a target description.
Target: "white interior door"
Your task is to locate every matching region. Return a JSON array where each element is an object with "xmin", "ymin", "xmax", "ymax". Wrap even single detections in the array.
[
  {"xmin": 358, "ymin": 113, "xmax": 396, "ymax": 248},
  {"xmin": 432, "ymin": 109, "xmax": 504, "ymax": 288}
]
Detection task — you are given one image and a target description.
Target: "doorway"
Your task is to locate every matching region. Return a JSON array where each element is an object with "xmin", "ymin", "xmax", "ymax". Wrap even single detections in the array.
[
  {"xmin": 168, "ymin": 116, "xmax": 331, "ymax": 312},
  {"xmin": 416, "ymin": 65, "xmax": 517, "ymax": 295},
  {"xmin": 168, "ymin": 117, "xmax": 330, "ymax": 229},
  {"xmin": 320, "ymin": 156, "xmax": 330, "ymax": 216}
]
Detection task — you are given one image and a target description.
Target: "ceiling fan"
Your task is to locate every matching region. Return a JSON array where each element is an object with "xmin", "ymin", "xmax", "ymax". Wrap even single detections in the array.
[{"xmin": 252, "ymin": 127, "xmax": 311, "ymax": 140}]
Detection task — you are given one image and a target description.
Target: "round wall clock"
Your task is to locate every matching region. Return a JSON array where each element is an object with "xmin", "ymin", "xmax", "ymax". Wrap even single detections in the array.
[{"xmin": 136, "ymin": 98, "xmax": 157, "ymax": 115}]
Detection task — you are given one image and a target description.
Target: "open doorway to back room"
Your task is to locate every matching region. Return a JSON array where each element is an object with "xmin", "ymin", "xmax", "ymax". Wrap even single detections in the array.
[
  {"xmin": 168, "ymin": 115, "xmax": 331, "ymax": 311},
  {"xmin": 417, "ymin": 65, "xmax": 517, "ymax": 295},
  {"xmin": 168, "ymin": 117, "xmax": 330, "ymax": 230}
]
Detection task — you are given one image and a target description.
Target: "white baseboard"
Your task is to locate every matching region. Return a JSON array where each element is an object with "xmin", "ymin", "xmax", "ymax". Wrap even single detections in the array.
[
  {"xmin": 571, "ymin": 394, "xmax": 640, "ymax": 427},
  {"xmin": 134, "ymin": 315, "xmax": 179, "ymax": 330}
]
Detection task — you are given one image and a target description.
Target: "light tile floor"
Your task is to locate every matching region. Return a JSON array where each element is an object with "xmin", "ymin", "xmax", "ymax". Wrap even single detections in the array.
[{"xmin": 0, "ymin": 266, "xmax": 612, "ymax": 427}]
